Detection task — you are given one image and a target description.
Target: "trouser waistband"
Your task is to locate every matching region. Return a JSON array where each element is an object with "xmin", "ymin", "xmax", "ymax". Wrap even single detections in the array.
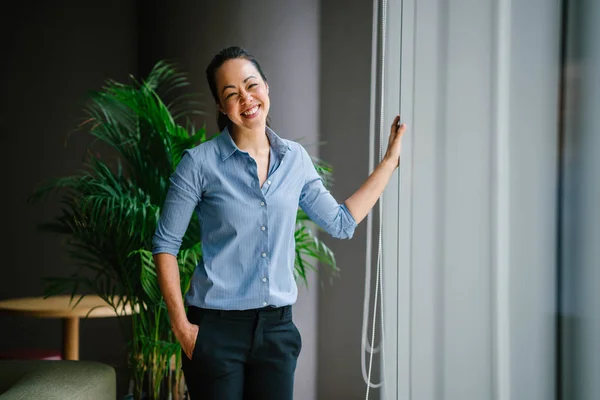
[{"xmin": 188, "ymin": 305, "xmax": 292, "ymax": 320}]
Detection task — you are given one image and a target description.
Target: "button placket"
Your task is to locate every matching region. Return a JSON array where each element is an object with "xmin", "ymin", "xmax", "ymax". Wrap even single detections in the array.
[{"xmin": 260, "ymin": 197, "xmax": 270, "ymax": 308}]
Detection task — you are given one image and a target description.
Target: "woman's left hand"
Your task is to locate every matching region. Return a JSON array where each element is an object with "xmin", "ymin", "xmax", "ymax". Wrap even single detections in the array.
[{"xmin": 383, "ymin": 115, "xmax": 407, "ymax": 169}]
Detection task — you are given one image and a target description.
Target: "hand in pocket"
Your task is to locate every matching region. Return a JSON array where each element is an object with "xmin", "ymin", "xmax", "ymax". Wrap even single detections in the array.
[{"xmin": 180, "ymin": 322, "xmax": 200, "ymax": 359}]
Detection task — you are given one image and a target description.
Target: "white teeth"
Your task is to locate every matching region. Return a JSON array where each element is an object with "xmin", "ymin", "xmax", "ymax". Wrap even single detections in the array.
[{"xmin": 242, "ymin": 105, "xmax": 259, "ymax": 116}]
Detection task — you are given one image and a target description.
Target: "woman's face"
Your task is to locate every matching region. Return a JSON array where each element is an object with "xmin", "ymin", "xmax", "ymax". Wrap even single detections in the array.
[{"xmin": 215, "ymin": 58, "xmax": 270, "ymax": 130}]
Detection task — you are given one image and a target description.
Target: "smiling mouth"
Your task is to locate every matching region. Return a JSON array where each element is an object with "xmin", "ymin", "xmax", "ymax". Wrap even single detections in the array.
[{"xmin": 241, "ymin": 105, "xmax": 260, "ymax": 118}]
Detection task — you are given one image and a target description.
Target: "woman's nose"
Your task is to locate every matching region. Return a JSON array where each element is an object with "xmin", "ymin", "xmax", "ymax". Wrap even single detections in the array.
[{"xmin": 240, "ymin": 91, "xmax": 252, "ymax": 103}]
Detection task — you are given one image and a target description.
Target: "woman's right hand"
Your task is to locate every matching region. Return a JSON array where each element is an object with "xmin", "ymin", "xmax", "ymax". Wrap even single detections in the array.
[{"xmin": 178, "ymin": 321, "xmax": 200, "ymax": 359}]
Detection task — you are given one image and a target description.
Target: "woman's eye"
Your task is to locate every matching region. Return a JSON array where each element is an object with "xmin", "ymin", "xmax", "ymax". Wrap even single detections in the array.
[
  {"xmin": 225, "ymin": 92, "xmax": 238, "ymax": 100},
  {"xmin": 248, "ymin": 84, "xmax": 257, "ymax": 89}
]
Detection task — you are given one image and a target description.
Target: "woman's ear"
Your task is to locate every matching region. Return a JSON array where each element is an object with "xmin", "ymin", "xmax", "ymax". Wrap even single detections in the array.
[
  {"xmin": 266, "ymin": 82, "xmax": 270, "ymax": 94},
  {"xmin": 218, "ymin": 104, "xmax": 225, "ymax": 115}
]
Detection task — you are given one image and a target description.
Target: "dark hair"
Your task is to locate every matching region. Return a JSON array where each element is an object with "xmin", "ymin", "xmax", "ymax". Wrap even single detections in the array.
[{"xmin": 206, "ymin": 46, "xmax": 271, "ymax": 131}]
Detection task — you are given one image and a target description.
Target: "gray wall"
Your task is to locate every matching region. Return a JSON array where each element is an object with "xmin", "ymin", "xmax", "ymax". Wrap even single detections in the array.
[
  {"xmin": 0, "ymin": 1, "xmax": 138, "ymax": 395},
  {"xmin": 318, "ymin": 1, "xmax": 376, "ymax": 399},
  {"xmin": 138, "ymin": 2, "xmax": 321, "ymax": 399}
]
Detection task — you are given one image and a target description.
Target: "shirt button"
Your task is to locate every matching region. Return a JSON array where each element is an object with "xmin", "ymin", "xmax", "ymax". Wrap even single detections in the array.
[
  {"xmin": 260, "ymin": 201, "xmax": 265, "ymax": 206},
  {"xmin": 262, "ymin": 277, "xmax": 267, "ymax": 282},
  {"xmin": 267, "ymin": 180, "xmax": 272, "ymax": 185},
  {"xmin": 261, "ymin": 226, "xmax": 266, "ymax": 231},
  {"xmin": 263, "ymin": 301, "xmax": 268, "ymax": 306},
  {"xmin": 261, "ymin": 252, "xmax": 267, "ymax": 258}
]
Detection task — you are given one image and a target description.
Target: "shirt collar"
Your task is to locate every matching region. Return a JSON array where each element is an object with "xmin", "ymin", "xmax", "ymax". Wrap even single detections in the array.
[{"xmin": 218, "ymin": 125, "xmax": 292, "ymax": 161}]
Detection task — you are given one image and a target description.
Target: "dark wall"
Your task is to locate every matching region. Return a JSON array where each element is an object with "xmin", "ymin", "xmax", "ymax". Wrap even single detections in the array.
[
  {"xmin": 0, "ymin": 0, "xmax": 138, "ymax": 395},
  {"xmin": 318, "ymin": 0, "xmax": 376, "ymax": 398}
]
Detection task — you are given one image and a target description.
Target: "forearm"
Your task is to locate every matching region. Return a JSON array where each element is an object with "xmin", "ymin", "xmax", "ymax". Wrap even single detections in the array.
[
  {"xmin": 344, "ymin": 158, "xmax": 397, "ymax": 224},
  {"xmin": 154, "ymin": 253, "xmax": 188, "ymax": 335}
]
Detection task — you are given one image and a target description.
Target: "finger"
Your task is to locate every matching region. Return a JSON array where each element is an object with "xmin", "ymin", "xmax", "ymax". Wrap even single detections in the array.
[
  {"xmin": 398, "ymin": 123, "xmax": 407, "ymax": 135},
  {"xmin": 391, "ymin": 115, "xmax": 400, "ymax": 131},
  {"xmin": 393, "ymin": 122, "xmax": 406, "ymax": 137},
  {"xmin": 389, "ymin": 118, "xmax": 401, "ymax": 141}
]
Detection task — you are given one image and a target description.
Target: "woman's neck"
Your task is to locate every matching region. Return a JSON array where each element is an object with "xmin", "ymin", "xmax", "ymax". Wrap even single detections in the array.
[{"xmin": 230, "ymin": 124, "xmax": 270, "ymax": 154}]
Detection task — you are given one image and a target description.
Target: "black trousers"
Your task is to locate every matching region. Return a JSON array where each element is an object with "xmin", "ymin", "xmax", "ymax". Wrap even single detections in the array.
[{"xmin": 182, "ymin": 305, "xmax": 302, "ymax": 400}]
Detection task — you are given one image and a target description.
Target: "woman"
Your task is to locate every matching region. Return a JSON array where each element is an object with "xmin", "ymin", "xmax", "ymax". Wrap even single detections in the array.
[{"xmin": 152, "ymin": 46, "xmax": 406, "ymax": 400}]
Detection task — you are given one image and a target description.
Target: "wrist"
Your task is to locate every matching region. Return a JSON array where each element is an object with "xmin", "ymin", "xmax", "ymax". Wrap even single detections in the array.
[{"xmin": 172, "ymin": 319, "xmax": 191, "ymax": 337}]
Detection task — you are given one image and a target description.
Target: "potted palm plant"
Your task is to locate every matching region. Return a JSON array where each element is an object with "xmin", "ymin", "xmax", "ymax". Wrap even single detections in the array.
[{"xmin": 29, "ymin": 61, "xmax": 337, "ymax": 400}]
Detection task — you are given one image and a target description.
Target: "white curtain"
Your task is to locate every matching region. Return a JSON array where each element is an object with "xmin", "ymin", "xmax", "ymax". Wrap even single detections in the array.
[{"xmin": 378, "ymin": 1, "xmax": 561, "ymax": 399}]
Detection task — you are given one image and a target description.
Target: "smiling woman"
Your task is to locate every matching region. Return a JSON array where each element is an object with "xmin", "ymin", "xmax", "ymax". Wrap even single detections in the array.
[
  {"xmin": 151, "ymin": 46, "xmax": 406, "ymax": 400},
  {"xmin": 206, "ymin": 47, "xmax": 272, "ymax": 132},
  {"xmin": 219, "ymin": 64, "xmax": 267, "ymax": 121}
]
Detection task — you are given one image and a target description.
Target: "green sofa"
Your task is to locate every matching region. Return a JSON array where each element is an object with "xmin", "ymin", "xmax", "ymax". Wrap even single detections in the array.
[{"xmin": 0, "ymin": 360, "xmax": 116, "ymax": 399}]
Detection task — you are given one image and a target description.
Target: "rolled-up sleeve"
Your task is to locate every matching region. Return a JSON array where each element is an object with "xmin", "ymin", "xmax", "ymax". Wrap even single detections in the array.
[
  {"xmin": 298, "ymin": 145, "xmax": 357, "ymax": 239},
  {"xmin": 152, "ymin": 150, "xmax": 202, "ymax": 256}
]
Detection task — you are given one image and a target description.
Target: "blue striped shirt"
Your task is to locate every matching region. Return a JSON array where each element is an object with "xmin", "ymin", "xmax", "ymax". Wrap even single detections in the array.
[{"xmin": 152, "ymin": 126, "xmax": 357, "ymax": 310}]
